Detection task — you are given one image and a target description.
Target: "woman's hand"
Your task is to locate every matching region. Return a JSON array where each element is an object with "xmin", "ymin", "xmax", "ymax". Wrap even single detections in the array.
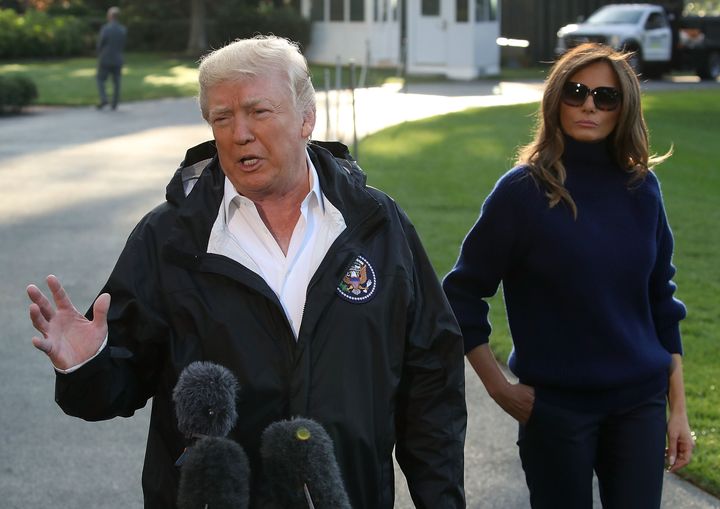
[
  {"xmin": 466, "ymin": 344, "xmax": 535, "ymax": 423},
  {"xmin": 666, "ymin": 408, "xmax": 693, "ymax": 472},
  {"xmin": 666, "ymin": 353, "xmax": 694, "ymax": 472}
]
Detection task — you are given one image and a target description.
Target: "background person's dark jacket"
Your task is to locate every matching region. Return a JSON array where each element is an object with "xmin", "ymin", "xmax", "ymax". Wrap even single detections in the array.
[
  {"xmin": 54, "ymin": 141, "xmax": 467, "ymax": 508},
  {"xmin": 97, "ymin": 20, "xmax": 126, "ymax": 67}
]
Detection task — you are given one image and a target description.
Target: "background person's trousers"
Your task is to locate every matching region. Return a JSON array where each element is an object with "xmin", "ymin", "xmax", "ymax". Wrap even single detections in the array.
[
  {"xmin": 97, "ymin": 64, "xmax": 122, "ymax": 107},
  {"xmin": 517, "ymin": 390, "xmax": 667, "ymax": 509}
]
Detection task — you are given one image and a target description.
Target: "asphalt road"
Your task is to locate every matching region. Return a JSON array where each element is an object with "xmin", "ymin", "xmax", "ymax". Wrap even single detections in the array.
[{"xmin": 1, "ymin": 78, "xmax": 718, "ymax": 508}]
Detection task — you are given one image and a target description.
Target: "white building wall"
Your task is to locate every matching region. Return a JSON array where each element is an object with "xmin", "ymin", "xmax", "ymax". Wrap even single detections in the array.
[
  {"xmin": 308, "ymin": 24, "xmax": 371, "ymax": 64},
  {"xmin": 302, "ymin": 0, "xmax": 499, "ymax": 79},
  {"xmin": 474, "ymin": 22, "xmax": 501, "ymax": 75}
]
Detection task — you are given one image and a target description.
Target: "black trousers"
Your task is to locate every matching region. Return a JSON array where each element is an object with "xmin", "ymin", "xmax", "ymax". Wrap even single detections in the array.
[
  {"xmin": 97, "ymin": 63, "xmax": 122, "ymax": 107},
  {"xmin": 517, "ymin": 390, "xmax": 667, "ymax": 509}
]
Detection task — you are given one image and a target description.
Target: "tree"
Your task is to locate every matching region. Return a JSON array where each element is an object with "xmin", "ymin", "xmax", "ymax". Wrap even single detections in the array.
[{"xmin": 187, "ymin": 0, "xmax": 208, "ymax": 55}]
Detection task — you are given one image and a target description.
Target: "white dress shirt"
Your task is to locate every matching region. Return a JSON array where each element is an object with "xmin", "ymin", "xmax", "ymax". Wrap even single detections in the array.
[{"xmin": 207, "ymin": 150, "xmax": 347, "ymax": 338}]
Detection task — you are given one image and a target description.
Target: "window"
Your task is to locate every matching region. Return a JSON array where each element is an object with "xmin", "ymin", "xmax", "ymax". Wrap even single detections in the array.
[
  {"xmin": 646, "ymin": 12, "xmax": 668, "ymax": 30},
  {"xmin": 456, "ymin": 0, "xmax": 468, "ymax": 22},
  {"xmin": 350, "ymin": 0, "xmax": 364, "ymax": 21},
  {"xmin": 422, "ymin": 0, "xmax": 439, "ymax": 16},
  {"xmin": 475, "ymin": 0, "xmax": 496, "ymax": 21},
  {"xmin": 330, "ymin": 0, "xmax": 344, "ymax": 20}
]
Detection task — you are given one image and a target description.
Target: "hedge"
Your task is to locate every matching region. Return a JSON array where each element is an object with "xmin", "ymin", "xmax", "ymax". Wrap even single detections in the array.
[
  {"xmin": 0, "ymin": 8, "xmax": 92, "ymax": 58},
  {"xmin": 0, "ymin": 7, "xmax": 311, "ymax": 58},
  {"xmin": 0, "ymin": 75, "xmax": 38, "ymax": 114},
  {"xmin": 124, "ymin": 7, "xmax": 311, "ymax": 53}
]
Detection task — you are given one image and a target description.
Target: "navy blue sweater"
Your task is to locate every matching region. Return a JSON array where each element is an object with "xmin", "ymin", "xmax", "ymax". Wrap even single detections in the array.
[{"xmin": 443, "ymin": 137, "xmax": 686, "ymax": 410}]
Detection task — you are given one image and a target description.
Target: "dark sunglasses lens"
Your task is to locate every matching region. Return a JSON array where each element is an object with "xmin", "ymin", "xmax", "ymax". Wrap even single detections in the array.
[
  {"xmin": 562, "ymin": 82, "xmax": 621, "ymax": 111},
  {"xmin": 593, "ymin": 87, "xmax": 621, "ymax": 110},
  {"xmin": 562, "ymin": 82, "xmax": 588, "ymax": 106}
]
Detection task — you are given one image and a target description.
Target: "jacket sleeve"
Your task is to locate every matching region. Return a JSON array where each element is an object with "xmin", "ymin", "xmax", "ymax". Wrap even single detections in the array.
[
  {"xmin": 394, "ymin": 208, "xmax": 467, "ymax": 509},
  {"xmin": 55, "ymin": 215, "xmax": 170, "ymax": 421},
  {"xmin": 96, "ymin": 25, "xmax": 106, "ymax": 53},
  {"xmin": 442, "ymin": 168, "xmax": 530, "ymax": 354},
  {"xmin": 648, "ymin": 183, "xmax": 686, "ymax": 354}
]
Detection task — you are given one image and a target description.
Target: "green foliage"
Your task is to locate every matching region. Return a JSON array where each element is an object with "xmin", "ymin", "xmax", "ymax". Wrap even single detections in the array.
[
  {"xmin": 211, "ymin": 5, "xmax": 311, "ymax": 51},
  {"xmin": 360, "ymin": 89, "xmax": 720, "ymax": 497},
  {"xmin": 0, "ymin": 8, "xmax": 92, "ymax": 58},
  {"xmin": 123, "ymin": 17, "xmax": 190, "ymax": 52},
  {"xmin": 121, "ymin": 6, "xmax": 311, "ymax": 53},
  {"xmin": 0, "ymin": 74, "xmax": 38, "ymax": 113}
]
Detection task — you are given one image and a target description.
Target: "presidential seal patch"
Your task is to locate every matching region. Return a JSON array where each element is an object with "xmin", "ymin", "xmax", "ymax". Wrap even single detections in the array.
[{"xmin": 336, "ymin": 255, "xmax": 377, "ymax": 303}]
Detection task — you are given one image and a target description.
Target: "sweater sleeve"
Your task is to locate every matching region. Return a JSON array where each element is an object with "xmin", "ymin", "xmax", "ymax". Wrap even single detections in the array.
[
  {"xmin": 442, "ymin": 168, "xmax": 533, "ymax": 354},
  {"xmin": 648, "ymin": 182, "xmax": 686, "ymax": 354}
]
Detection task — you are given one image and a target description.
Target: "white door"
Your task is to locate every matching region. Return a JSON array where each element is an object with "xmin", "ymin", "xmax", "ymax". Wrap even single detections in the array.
[
  {"xmin": 642, "ymin": 11, "xmax": 672, "ymax": 62},
  {"xmin": 414, "ymin": 0, "xmax": 447, "ymax": 65}
]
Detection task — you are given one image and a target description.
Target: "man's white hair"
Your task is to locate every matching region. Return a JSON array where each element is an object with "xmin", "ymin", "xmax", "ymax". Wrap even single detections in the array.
[{"xmin": 197, "ymin": 35, "xmax": 316, "ymax": 122}]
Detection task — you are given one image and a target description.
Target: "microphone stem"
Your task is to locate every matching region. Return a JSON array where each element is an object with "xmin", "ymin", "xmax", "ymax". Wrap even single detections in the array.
[{"xmin": 303, "ymin": 483, "xmax": 316, "ymax": 509}]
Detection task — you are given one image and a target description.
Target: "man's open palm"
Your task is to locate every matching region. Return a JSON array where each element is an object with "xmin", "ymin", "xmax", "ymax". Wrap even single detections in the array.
[{"xmin": 27, "ymin": 275, "xmax": 109, "ymax": 371}]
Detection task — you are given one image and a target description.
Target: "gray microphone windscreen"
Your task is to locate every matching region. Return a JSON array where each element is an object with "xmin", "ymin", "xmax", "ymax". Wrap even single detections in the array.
[
  {"xmin": 260, "ymin": 417, "xmax": 351, "ymax": 509},
  {"xmin": 177, "ymin": 436, "xmax": 250, "ymax": 509},
  {"xmin": 172, "ymin": 361, "xmax": 239, "ymax": 438}
]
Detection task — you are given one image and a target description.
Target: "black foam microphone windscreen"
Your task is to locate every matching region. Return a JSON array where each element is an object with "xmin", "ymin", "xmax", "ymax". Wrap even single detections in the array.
[
  {"xmin": 173, "ymin": 360, "xmax": 239, "ymax": 438},
  {"xmin": 177, "ymin": 436, "xmax": 250, "ymax": 509},
  {"xmin": 260, "ymin": 417, "xmax": 351, "ymax": 509}
]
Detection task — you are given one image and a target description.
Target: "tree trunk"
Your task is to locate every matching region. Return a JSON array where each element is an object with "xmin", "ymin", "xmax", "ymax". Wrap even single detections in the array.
[{"xmin": 186, "ymin": 0, "xmax": 208, "ymax": 56}]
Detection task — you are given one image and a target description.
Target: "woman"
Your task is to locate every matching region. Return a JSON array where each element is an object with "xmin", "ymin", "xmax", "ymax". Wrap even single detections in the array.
[{"xmin": 443, "ymin": 43, "xmax": 694, "ymax": 508}]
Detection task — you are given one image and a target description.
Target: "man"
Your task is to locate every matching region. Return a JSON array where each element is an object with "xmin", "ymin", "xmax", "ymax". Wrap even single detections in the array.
[
  {"xmin": 96, "ymin": 6, "xmax": 127, "ymax": 110},
  {"xmin": 27, "ymin": 36, "xmax": 466, "ymax": 508}
]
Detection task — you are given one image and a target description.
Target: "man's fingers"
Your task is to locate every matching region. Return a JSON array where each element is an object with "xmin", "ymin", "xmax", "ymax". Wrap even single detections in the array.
[
  {"xmin": 92, "ymin": 293, "xmax": 111, "ymax": 325},
  {"xmin": 27, "ymin": 284, "xmax": 55, "ymax": 322},
  {"xmin": 31, "ymin": 335, "xmax": 53, "ymax": 356},
  {"xmin": 28, "ymin": 303, "xmax": 50, "ymax": 337},
  {"xmin": 46, "ymin": 274, "xmax": 74, "ymax": 311}
]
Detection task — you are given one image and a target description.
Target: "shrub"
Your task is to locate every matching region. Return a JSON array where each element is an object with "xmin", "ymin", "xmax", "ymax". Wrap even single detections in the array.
[
  {"xmin": 0, "ymin": 8, "xmax": 92, "ymax": 58},
  {"xmin": 211, "ymin": 5, "xmax": 312, "ymax": 51},
  {"xmin": 123, "ymin": 6, "xmax": 311, "ymax": 54},
  {"xmin": 0, "ymin": 75, "xmax": 39, "ymax": 114}
]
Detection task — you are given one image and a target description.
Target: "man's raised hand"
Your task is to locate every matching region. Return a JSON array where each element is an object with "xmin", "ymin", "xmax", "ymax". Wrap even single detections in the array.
[{"xmin": 27, "ymin": 275, "xmax": 110, "ymax": 371}]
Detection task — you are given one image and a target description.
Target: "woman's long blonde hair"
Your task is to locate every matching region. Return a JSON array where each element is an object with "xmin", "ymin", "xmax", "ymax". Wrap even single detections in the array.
[{"xmin": 517, "ymin": 43, "xmax": 670, "ymax": 218}]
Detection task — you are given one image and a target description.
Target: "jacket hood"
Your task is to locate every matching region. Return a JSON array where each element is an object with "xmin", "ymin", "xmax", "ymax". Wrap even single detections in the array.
[
  {"xmin": 165, "ymin": 140, "xmax": 369, "ymax": 207},
  {"xmin": 162, "ymin": 140, "xmax": 383, "ymax": 264},
  {"xmin": 165, "ymin": 141, "xmax": 218, "ymax": 206}
]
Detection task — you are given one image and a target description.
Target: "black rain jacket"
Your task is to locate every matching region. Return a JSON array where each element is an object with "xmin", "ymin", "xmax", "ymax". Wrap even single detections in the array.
[{"xmin": 55, "ymin": 141, "xmax": 466, "ymax": 508}]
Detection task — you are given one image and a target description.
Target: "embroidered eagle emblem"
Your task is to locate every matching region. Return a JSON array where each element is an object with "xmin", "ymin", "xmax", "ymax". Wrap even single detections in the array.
[{"xmin": 336, "ymin": 255, "xmax": 377, "ymax": 303}]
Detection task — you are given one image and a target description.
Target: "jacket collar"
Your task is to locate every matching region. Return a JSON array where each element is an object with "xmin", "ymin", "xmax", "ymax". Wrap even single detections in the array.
[{"xmin": 163, "ymin": 140, "xmax": 386, "ymax": 262}]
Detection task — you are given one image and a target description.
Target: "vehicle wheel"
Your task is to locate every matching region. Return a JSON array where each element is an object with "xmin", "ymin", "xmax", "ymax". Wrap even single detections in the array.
[
  {"xmin": 697, "ymin": 51, "xmax": 720, "ymax": 81},
  {"xmin": 643, "ymin": 62, "xmax": 665, "ymax": 80}
]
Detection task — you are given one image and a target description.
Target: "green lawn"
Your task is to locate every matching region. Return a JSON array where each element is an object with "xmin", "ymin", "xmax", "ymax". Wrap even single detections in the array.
[
  {"xmin": 0, "ymin": 53, "xmax": 401, "ymax": 105},
  {"xmin": 359, "ymin": 89, "xmax": 720, "ymax": 497},
  {"xmin": 0, "ymin": 53, "xmax": 202, "ymax": 105},
  {"xmin": 0, "ymin": 52, "xmax": 548, "ymax": 106}
]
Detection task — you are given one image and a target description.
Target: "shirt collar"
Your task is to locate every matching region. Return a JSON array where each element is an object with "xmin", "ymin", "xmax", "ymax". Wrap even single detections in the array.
[{"xmin": 223, "ymin": 148, "xmax": 324, "ymax": 224}]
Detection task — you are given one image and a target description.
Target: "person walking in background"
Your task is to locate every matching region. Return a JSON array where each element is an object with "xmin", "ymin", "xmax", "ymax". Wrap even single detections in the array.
[
  {"xmin": 96, "ymin": 6, "xmax": 126, "ymax": 110},
  {"xmin": 443, "ymin": 43, "xmax": 693, "ymax": 509},
  {"xmin": 26, "ymin": 35, "xmax": 467, "ymax": 508}
]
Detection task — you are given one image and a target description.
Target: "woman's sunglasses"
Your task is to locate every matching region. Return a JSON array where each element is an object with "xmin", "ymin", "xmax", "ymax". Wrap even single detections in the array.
[{"xmin": 561, "ymin": 82, "xmax": 622, "ymax": 111}]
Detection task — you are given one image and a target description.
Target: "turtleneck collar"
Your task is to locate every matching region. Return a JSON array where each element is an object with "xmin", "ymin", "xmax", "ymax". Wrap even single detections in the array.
[{"xmin": 561, "ymin": 134, "xmax": 617, "ymax": 169}]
